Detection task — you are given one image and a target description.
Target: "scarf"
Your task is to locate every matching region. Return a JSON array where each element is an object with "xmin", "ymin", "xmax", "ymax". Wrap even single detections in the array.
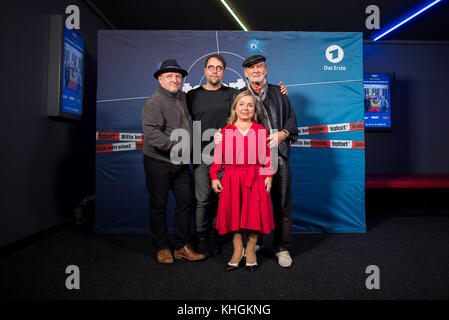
[{"xmin": 247, "ymin": 80, "xmax": 274, "ymax": 131}]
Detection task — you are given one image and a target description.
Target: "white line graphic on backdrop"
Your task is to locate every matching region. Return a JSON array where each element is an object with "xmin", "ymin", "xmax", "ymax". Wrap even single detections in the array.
[
  {"xmin": 216, "ymin": 30, "xmax": 220, "ymax": 53},
  {"xmin": 96, "ymin": 78, "xmax": 362, "ymax": 103},
  {"xmin": 97, "ymin": 31, "xmax": 361, "ymax": 103},
  {"xmin": 96, "ymin": 79, "xmax": 363, "ymax": 103},
  {"xmin": 286, "ymin": 79, "xmax": 363, "ymax": 87},
  {"xmin": 97, "ymin": 96, "xmax": 149, "ymax": 103},
  {"xmin": 181, "ymin": 32, "xmax": 246, "ymax": 92}
]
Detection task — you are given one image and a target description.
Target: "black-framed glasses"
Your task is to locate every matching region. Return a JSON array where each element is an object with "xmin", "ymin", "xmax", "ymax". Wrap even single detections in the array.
[{"xmin": 207, "ymin": 65, "xmax": 224, "ymax": 72}]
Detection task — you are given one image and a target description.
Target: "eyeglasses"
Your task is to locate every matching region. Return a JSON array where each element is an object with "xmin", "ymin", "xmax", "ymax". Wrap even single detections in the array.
[{"xmin": 207, "ymin": 65, "xmax": 224, "ymax": 72}]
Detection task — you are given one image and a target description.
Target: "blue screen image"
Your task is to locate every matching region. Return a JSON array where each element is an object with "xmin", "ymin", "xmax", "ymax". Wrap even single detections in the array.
[
  {"xmin": 61, "ymin": 27, "xmax": 84, "ymax": 116},
  {"xmin": 364, "ymin": 73, "xmax": 391, "ymax": 128}
]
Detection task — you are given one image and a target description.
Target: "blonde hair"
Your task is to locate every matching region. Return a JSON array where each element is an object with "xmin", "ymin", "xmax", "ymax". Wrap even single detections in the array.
[{"xmin": 226, "ymin": 90, "xmax": 258, "ymax": 125}]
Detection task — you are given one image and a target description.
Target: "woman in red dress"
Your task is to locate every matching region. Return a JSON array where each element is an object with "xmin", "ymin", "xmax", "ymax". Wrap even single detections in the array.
[{"xmin": 210, "ymin": 91, "xmax": 274, "ymax": 272}]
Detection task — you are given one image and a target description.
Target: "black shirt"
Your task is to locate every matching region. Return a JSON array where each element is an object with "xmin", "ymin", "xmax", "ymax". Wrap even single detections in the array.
[{"xmin": 186, "ymin": 85, "xmax": 237, "ymax": 153}]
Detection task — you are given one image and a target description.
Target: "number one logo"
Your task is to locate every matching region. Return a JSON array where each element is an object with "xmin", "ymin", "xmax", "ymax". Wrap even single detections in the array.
[
  {"xmin": 330, "ymin": 49, "xmax": 339, "ymax": 60},
  {"xmin": 325, "ymin": 45, "xmax": 344, "ymax": 64}
]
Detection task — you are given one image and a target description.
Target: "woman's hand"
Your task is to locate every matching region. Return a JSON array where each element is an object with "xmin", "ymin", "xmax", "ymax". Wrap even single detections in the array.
[
  {"xmin": 212, "ymin": 179, "xmax": 223, "ymax": 193},
  {"xmin": 214, "ymin": 128, "xmax": 223, "ymax": 145},
  {"xmin": 267, "ymin": 131, "xmax": 287, "ymax": 148},
  {"xmin": 265, "ymin": 177, "xmax": 272, "ymax": 193}
]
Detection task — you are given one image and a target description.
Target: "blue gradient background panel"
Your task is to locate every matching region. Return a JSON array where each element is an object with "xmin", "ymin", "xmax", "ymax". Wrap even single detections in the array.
[{"xmin": 96, "ymin": 30, "xmax": 365, "ymax": 233}]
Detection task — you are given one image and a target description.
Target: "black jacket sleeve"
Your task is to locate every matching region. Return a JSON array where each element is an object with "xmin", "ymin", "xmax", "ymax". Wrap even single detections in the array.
[{"xmin": 281, "ymin": 93, "xmax": 299, "ymax": 142}]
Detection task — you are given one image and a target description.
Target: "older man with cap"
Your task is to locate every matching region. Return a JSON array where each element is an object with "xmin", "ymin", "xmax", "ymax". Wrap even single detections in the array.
[
  {"xmin": 217, "ymin": 55, "xmax": 299, "ymax": 267},
  {"xmin": 142, "ymin": 59, "xmax": 206, "ymax": 264}
]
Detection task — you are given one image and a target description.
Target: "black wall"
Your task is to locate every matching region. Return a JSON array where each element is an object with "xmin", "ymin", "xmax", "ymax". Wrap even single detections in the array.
[
  {"xmin": 364, "ymin": 41, "xmax": 449, "ymax": 174},
  {"xmin": 1, "ymin": 1, "xmax": 107, "ymax": 246}
]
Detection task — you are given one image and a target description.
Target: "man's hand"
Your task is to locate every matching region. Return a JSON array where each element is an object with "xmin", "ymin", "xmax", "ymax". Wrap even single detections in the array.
[
  {"xmin": 278, "ymin": 82, "xmax": 288, "ymax": 95},
  {"xmin": 267, "ymin": 131, "xmax": 287, "ymax": 148},
  {"xmin": 265, "ymin": 177, "xmax": 272, "ymax": 193},
  {"xmin": 212, "ymin": 179, "xmax": 223, "ymax": 193},
  {"xmin": 214, "ymin": 128, "xmax": 223, "ymax": 145}
]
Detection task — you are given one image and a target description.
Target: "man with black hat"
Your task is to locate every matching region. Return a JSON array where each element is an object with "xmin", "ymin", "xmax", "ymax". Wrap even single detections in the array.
[
  {"xmin": 142, "ymin": 59, "xmax": 206, "ymax": 264},
  {"xmin": 216, "ymin": 55, "xmax": 298, "ymax": 267}
]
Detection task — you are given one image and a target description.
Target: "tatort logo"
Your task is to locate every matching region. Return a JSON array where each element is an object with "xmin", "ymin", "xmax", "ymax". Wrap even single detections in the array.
[
  {"xmin": 324, "ymin": 45, "xmax": 346, "ymax": 71},
  {"xmin": 331, "ymin": 140, "xmax": 350, "ymax": 148},
  {"xmin": 329, "ymin": 124, "xmax": 349, "ymax": 132}
]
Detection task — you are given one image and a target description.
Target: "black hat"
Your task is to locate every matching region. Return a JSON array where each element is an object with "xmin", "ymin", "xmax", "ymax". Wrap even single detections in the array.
[
  {"xmin": 242, "ymin": 55, "xmax": 266, "ymax": 68},
  {"xmin": 153, "ymin": 59, "xmax": 188, "ymax": 79}
]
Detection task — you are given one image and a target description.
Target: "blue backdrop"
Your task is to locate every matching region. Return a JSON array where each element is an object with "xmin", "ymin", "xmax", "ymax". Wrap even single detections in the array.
[{"xmin": 96, "ymin": 30, "xmax": 365, "ymax": 233}]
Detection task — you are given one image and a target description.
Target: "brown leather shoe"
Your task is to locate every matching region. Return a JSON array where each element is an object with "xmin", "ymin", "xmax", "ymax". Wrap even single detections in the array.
[
  {"xmin": 157, "ymin": 249, "xmax": 174, "ymax": 264},
  {"xmin": 174, "ymin": 244, "xmax": 206, "ymax": 261}
]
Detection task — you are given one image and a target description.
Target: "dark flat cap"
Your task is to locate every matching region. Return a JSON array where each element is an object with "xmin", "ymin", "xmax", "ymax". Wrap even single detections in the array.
[
  {"xmin": 154, "ymin": 59, "xmax": 188, "ymax": 79},
  {"xmin": 242, "ymin": 55, "xmax": 266, "ymax": 68}
]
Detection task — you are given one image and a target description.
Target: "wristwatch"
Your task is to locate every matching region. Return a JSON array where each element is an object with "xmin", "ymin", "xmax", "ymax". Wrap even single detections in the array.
[{"xmin": 282, "ymin": 129, "xmax": 290, "ymax": 138}]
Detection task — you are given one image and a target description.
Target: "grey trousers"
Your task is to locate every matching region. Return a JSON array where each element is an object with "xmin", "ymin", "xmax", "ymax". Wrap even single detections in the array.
[{"xmin": 193, "ymin": 163, "xmax": 222, "ymax": 232}]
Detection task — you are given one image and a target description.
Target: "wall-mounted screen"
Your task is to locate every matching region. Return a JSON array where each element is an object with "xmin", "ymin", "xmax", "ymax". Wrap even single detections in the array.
[
  {"xmin": 61, "ymin": 27, "xmax": 84, "ymax": 116},
  {"xmin": 364, "ymin": 73, "xmax": 391, "ymax": 129},
  {"xmin": 47, "ymin": 15, "xmax": 85, "ymax": 120}
]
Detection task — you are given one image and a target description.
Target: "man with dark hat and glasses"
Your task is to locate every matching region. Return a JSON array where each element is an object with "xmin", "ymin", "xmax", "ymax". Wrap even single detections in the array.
[{"xmin": 142, "ymin": 59, "xmax": 206, "ymax": 264}]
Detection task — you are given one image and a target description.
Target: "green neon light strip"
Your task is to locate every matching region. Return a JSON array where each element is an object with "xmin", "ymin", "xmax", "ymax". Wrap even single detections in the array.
[{"xmin": 219, "ymin": 0, "xmax": 249, "ymax": 31}]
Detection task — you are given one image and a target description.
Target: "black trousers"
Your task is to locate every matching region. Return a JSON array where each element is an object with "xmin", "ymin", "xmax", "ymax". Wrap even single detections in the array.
[
  {"xmin": 144, "ymin": 155, "xmax": 193, "ymax": 251},
  {"xmin": 271, "ymin": 156, "xmax": 292, "ymax": 251}
]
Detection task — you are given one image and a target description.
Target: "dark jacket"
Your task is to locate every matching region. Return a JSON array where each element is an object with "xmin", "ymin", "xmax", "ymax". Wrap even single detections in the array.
[
  {"xmin": 237, "ymin": 84, "xmax": 298, "ymax": 159},
  {"xmin": 142, "ymin": 85, "xmax": 192, "ymax": 164}
]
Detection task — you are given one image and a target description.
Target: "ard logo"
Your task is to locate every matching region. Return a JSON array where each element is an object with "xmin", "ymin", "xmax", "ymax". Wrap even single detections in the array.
[{"xmin": 325, "ymin": 45, "xmax": 344, "ymax": 64}]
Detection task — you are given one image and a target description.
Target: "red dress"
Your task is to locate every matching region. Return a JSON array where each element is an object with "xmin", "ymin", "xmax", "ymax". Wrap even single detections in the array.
[{"xmin": 210, "ymin": 122, "xmax": 274, "ymax": 235}]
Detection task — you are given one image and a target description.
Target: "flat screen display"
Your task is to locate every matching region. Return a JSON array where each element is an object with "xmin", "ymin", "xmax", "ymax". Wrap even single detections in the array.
[
  {"xmin": 364, "ymin": 73, "xmax": 391, "ymax": 129},
  {"xmin": 61, "ymin": 27, "xmax": 84, "ymax": 116}
]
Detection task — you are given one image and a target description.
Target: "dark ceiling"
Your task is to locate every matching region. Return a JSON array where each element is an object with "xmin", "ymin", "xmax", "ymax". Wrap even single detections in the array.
[{"xmin": 86, "ymin": 0, "xmax": 449, "ymax": 41}]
